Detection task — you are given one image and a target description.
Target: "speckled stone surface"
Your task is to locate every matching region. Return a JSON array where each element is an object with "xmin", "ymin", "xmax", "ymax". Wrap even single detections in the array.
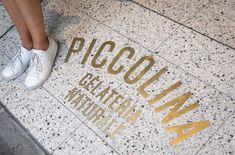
[
  {"xmin": 1, "ymin": 84, "xmax": 82, "ymax": 153},
  {"xmin": 156, "ymin": 26, "xmax": 235, "ymax": 99},
  {"xmin": 43, "ymin": 16, "xmax": 235, "ymax": 154},
  {"xmin": 198, "ymin": 111, "xmax": 235, "ymax": 155},
  {"xmin": 132, "ymin": 0, "xmax": 211, "ymax": 22},
  {"xmin": 44, "ymin": 0, "xmax": 108, "ymax": 17},
  {"xmin": 0, "ymin": 5, "xmax": 13, "ymax": 37},
  {"xmin": 0, "ymin": 2, "xmax": 86, "ymax": 58},
  {"xmin": 53, "ymin": 124, "xmax": 118, "ymax": 155},
  {"xmin": 43, "ymin": 19, "xmax": 130, "ymax": 120},
  {"xmin": 93, "ymin": 0, "xmax": 179, "ymax": 49},
  {"xmin": 0, "ymin": 0, "xmax": 235, "ymax": 154},
  {"xmin": 0, "ymin": 28, "xmax": 21, "ymax": 58},
  {"xmin": 186, "ymin": 0, "xmax": 235, "ymax": 49},
  {"xmin": 0, "ymin": 105, "xmax": 46, "ymax": 155}
]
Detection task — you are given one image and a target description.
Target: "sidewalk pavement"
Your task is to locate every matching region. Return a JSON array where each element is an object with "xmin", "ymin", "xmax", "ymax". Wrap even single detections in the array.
[
  {"xmin": 0, "ymin": 102, "xmax": 48, "ymax": 155},
  {"xmin": 0, "ymin": 0, "xmax": 234, "ymax": 154}
]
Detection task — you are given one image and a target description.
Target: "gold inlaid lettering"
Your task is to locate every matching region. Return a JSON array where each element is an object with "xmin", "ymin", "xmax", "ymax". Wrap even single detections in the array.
[
  {"xmin": 124, "ymin": 55, "xmax": 155, "ymax": 84},
  {"xmin": 102, "ymin": 119, "xmax": 117, "ymax": 134},
  {"xmin": 156, "ymin": 92, "xmax": 200, "ymax": 124},
  {"xmin": 84, "ymin": 76, "xmax": 99, "ymax": 92},
  {"xmin": 65, "ymin": 38, "xmax": 85, "ymax": 63},
  {"xmin": 89, "ymin": 107, "xmax": 105, "ymax": 124},
  {"xmin": 126, "ymin": 109, "xmax": 142, "ymax": 125},
  {"xmin": 91, "ymin": 41, "xmax": 115, "ymax": 68},
  {"xmin": 108, "ymin": 94, "xmax": 124, "ymax": 110},
  {"xmin": 166, "ymin": 121, "xmax": 210, "ymax": 145},
  {"xmin": 81, "ymin": 39, "xmax": 97, "ymax": 64},
  {"xmin": 108, "ymin": 47, "xmax": 135, "ymax": 74},
  {"xmin": 137, "ymin": 67, "xmax": 168, "ymax": 98},
  {"xmin": 103, "ymin": 89, "xmax": 118, "ymax": 104},
  {"xmin": 71, "ymin": 94, "xmax": 84, "ymax": 108},
  {"xmin": 96, "ymin": 114, "xmax": 111, "ymax": 130},
  {"xmin": 65, "ymin": 87, "xmax": 79, "ymax": 102},
  {"xmin": 90, "ymin": 81, "xmax": 102, "ymax": 95},
  {"xmin": 109, "ymin": 123, "xmax": 126, "ymax": 140},
  {"xmin": 65, "ymin": 36, "xmax": 212, "ymax": 144},
  {"xmin": 76, "ymin": 95, "xmax": 91, "ymax": 111},
  {"xmin": 82, "ymin": 101, "xmax": 95, "ymax": 116},
  {"xmin": 148, "ymin": 81, "xmax": 182, "ymax": 105},
  {"xmin": 86, "ymin": 104, "xmax": 99, "ymax": 117},
  {"xmin": 79, "ymin": 73, "xmax": 93, "ymax": 88},
  {"xmin": 96, "ymin": 86, "xmax": 111, "ymax": 101},
  {"xmin": 122, "ymin": 105, "xmax": 136, "ymax": 119},
  {"xmin": 115, "ymin": 99, "xmax": 131, "ymax": 117}
]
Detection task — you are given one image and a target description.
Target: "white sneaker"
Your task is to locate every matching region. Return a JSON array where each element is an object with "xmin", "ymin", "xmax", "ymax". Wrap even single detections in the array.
[
  {"xmin": 25, "ymin": 37, "xmax": 58, "ymax": 90},
  {"xmin": 2, "ymin": 46, "xmax": 32, "ymax": 80}
]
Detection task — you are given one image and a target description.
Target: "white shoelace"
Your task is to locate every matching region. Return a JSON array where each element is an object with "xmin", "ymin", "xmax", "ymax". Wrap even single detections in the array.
[
  {"xmin": 9, "ymin": 52, "xmax": 23, "ymax": 70},
  {"xmin": 28, "ymin": 54, "xmax": 42, "ymax": 77}
]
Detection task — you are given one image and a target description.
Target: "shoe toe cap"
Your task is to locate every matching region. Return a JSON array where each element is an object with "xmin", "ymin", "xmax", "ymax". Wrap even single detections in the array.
[
  {"xmin": 24, "ymin": 77, "xmax": 42, "ymax": 90},
  {"xmin": 2, "ymin": 67, "xmax": 14, "ymax": 79}
]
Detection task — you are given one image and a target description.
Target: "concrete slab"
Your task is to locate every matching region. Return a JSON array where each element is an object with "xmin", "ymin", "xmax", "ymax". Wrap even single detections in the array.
[
  {"xmin": 0, "ymin": 103, "xmax": 47, "ymax": 155},
  {"xmin": 198, "ymin": 111, "xmax": 235, "ymax": 155},
  {"xmin": 93, "ymin": 0, "xmax": 179, "ymax": 50},
  {"xmin": 1, "ymin": 84, "xmax": 83, "ymax": 153},
  {"xmin": 43, "ymin": 16, "xmax": 235, "ymax": 154},
  {"xmin": 186, "ymin": 0, "xmax": 235, "ymax": 49},
  {"xmin": 0, "ymin": 0, "xmax": 234, "ymax": 154},
  {"xmin": 156, "ymin": 26, "xmax": 235, "ymax": 99},
  {"xmin": 132, "ymin": 0, "xmax": 210, "ymax": 23}
]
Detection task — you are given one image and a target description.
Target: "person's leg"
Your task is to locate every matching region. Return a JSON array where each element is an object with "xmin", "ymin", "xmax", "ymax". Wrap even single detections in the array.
[
  {"xmin": 1, "ymin": 0, "xmax": 33, "ymax": 80},
  {"xmin": 2, "ymin": 0, "xmax": 33, "ymax": 49},
  {"xmin": 12, "ymin": 0, "xmax": 58, "ymax": 90},
  {"xmin": 2, "ymin": 0, "xmax": 58, "ymax": 89},
  {"xmin": 13, "ymin": 0, "xmax": 49, "ymax": 51}
]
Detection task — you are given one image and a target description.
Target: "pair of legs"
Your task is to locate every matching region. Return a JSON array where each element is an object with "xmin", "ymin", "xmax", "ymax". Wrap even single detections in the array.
[
  {"xmin": 2, "ymin": 0, "xmax": 59, "ymax": 90},
  {"xmin": 2, "ymin": 0, "xmax": 48, "ymax": 50}
]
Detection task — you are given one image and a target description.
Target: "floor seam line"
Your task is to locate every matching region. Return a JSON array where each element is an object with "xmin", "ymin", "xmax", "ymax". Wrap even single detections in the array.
[
  {"xmin": 4, "ymin": 52, "xmax": 11, "ymax": 60},
  {"xmin": 44, "ymin": 85, "xmax": 121, "ymax": 153},
  {"xmin": 80, "ymin": 121, "xmax": 122, "ymax": 155},
  {"xmin": 3, "ymin": 2, "xmax": 234, "ymax": 100},
  {"xmin": 0, "ymin": 25, "xmax": 14, "ymax": 39},
  {"xmin": 51, "ymin": 122, "xmax": 84, "ymax": 153},
  {"xmin": 43, "ymin": 86, "xmax": 122, "ymax": 154},
  {"xmin": 153, "ymin": 25, "xmax": 181, "ymax": 53},
  {"xmin": 42, "ymin": 86, "xmax": 84, "ymax": 123},
  {"xmin": 153, "ymin": 0, "xmax": 213, "ymax": 52},
  {"xmin": 77, "ymin": 10, "xmax": 235, "ymax": 101},
  {"xmin": 0, "ymin": 101, "xmax": 51, "ymax": 155},
  {"xmin": 195, "ymin": 109, "xmax": 235, "ymax": 155},
  {"xmin": 129, "ymin": 0, "xmax": 235, "ymax": 51},
  {"xmin": 151, "ymin": 49, "xmax": 235, "ymax": 101},
  {"xmin": 1, "ymin": 1, "xmax": 234, "ymax": 154}
]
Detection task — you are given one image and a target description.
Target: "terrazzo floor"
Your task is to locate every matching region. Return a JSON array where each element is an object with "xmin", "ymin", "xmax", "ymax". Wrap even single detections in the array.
[{"xmin": 0, "ymin": 0, "xmax": 235, "ymax": 154}]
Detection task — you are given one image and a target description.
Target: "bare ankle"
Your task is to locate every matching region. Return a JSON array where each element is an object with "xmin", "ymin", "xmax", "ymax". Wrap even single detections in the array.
[
  {"xmin": 33, "ymin": 37, "xmax": 49, "ymax": 51},
  {"xmin": 22, "ymin": 42, "xmax": 33, "ymax": 50}
]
